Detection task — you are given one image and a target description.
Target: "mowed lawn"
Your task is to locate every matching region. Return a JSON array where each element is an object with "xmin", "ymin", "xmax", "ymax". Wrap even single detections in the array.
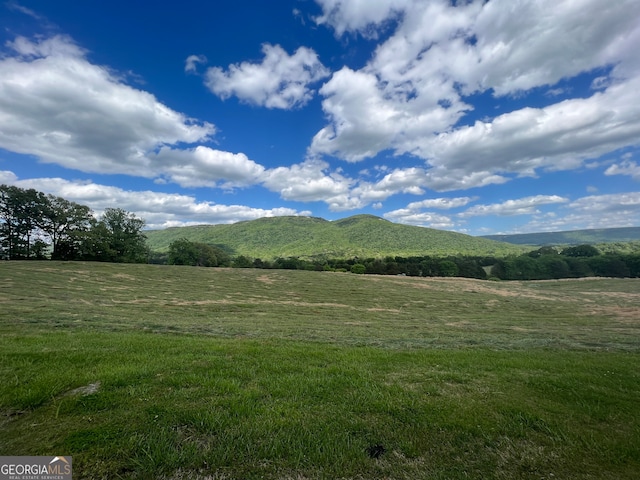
[{"xmin": 0, "ymin": 262, "xmax": 639, "ymax": 479}]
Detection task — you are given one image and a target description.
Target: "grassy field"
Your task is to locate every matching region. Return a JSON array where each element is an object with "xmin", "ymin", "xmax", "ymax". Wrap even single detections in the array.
[{"xmin": 1, "ymin": 262, "xmax": 639, "ymax": 479}]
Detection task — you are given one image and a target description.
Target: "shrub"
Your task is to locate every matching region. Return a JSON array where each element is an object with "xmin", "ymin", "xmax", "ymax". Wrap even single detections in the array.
[{"xmin": 350, "ymin": 264, "xmax": 366, "ymax": 274}]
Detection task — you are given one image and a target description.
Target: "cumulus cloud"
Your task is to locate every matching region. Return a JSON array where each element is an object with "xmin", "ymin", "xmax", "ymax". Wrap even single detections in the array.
[
  {"xmin": 262, "ymin": 161, "xmax": 441, "ymax": 212},
  {"xmin": 0, "ymin": 170, "xmax": 19, "ymax": 184},
  {"xmin": 314, "ymin": 0, "xmax": 413, "ymax": 38},
  {"xmin": 422, "ymin": 80, "xmax": 640, "ymax": 176},
  {"xmin": 383, "ymin": 209, "xmax": 455, "ymax": 229},
  {"xmin": 261, "ymin": 159, "xmax": 352, "ymax": 203},
  {"xmin": 0, "ymin": 36, "xmax": 217, "ymax": 177},
  {"xmin": 421, "ymin": 168, "xmax": 509, "ymax": 192},
  {"xmin": 310, "ymin": 65, "xmax": 468, "ymax": 161},
  {"xmin": 0, "ymin": 35, "xmax": 282, "ymax": 189},
  {"xmin": 152, "ymin": 146, "xmax": 266, "ymax": 188},
  {"xmin": 520, "ymin": 192, "xmax": 640, "ymax": 231},
  {"xmin": 367, "ymin": 189, "xmax": 640, "ymax": 232},
  {"xmin": 605, "ymin": 159, "xmax": 640, "ymax": 181},
  {"xmin": 569, "ymin": 191, "xmax": 640, "ymax": 215},
  {"xmin": 382, "ymin": 195, "xmax": 475, "ymax": 228},
  {"xmin": 310, "ymin": 0, "xmax": 640, "ymax": 191},
  {"xmin": 204, "ymin": 44, "xmax": 329, "ymax": 109},
  {"xmin": 459, "ymin": 195, "xmax": 569, "ymax": 218},
  {"xmin": 7, "ymin": 173, "xmax": 311, "ymax": 229}
]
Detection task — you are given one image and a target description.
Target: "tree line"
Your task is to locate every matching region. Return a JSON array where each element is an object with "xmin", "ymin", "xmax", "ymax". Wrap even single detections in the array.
[
  {"xmin": 3, "ymin": 185, "xmax": 639, "ymax": 280},
  {"xmin": 163, "ymin": 238, "xmax": 640, "ymax": 280},
  {"xmin": 0, "ymin": 185, "xmax": 148, "ymax": 262}
]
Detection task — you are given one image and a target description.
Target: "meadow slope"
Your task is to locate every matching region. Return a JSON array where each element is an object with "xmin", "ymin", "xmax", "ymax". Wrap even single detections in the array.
[{"xmin": 1, "ymin": 262, "xmax": 639, "ymax": 479}]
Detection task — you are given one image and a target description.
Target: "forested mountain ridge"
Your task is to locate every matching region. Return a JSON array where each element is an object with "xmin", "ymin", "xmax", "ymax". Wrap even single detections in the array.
[
  {"xmin": 145, "ymin": 214, "xmax": 527, "ymax": 259},
  {"xmin": 481, "ymin": 227, "xmax": 640, "ymax": 246}
]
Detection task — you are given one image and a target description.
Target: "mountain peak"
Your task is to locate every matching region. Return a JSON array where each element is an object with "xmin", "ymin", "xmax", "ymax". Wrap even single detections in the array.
[{"xmin": 146, "ymin": 214, "xmax": 527, "ymax": 259}]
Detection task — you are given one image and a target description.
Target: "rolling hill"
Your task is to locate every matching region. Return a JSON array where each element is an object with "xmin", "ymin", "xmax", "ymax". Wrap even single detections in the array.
[
  {"xmin": 481, "ymin": 227, "xmax": 640, "ymax": 246},
  {"xmin": 145, "ymin": 214, "xmax": 527, "ymax": 259}
]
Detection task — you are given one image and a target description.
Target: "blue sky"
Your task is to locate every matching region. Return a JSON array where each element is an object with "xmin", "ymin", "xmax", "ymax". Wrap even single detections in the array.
[{"xmin": 1, "ymin": 0, "xmax": 639, "ymax": 235}]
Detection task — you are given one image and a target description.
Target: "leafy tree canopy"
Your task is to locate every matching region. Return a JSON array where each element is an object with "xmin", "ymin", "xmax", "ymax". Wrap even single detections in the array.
[{"xmin": 1, "ymin": 185, "xmax": 148, "ymax": 263}]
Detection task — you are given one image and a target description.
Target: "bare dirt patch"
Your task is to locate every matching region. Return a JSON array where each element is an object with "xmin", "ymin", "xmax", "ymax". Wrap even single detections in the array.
[
  {"xmin": 397, "ymin": 276, "xmax": 556, "ymax": 301},
  {"xmin": 586, "ymin": 306, "xmax": 640, "ymax": 323},
  {"xmin": 256, "ymin": 274, "xmax": 277, "ymax": 285},
  {"xmin": 112, "ymin": 273, "xmax": 137, "ymax": 281}
]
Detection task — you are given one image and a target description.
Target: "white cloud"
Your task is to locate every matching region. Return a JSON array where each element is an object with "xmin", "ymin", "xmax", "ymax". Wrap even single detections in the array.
[
  {"xmin": 422, "ymin": 80, "xmax": 640, "ymax": 176},
  {"xmin": 8, "ymin": 173, "xmax": 311, "ymax": 229},
  {"xmin": 261, "ymin": 159, "xmax": 352, "ymax": 203},
  {"xmin": 0, "ymin": 35, "xmax": 283, "ymax": 190},
  {"xmin": 309, "ymin": 65, "xmax": 468, "ymax": 161},
  {"xmin": 421, "ymin": 168, "xmax": 509, "ymax": 192},
  {"xmin": 406, "ymin": 197, "xmax": 476, "ymax": 210},
  {"xmin": 314, "ymin": 0, "xmax": 413, "ymax": 38},
  {"xmin": 382, "ymin": 195, "xmax": 476, "ymax": 228},
  {"xmin": 605, "ymin": 160, "xmax": 640, "ymax": 181},
  {"xmin": 310, "ymin": 0, "xmax": 640, "ymax": 192},
  {"xmin": 350, "ymin": 167, "xmax": 427, "ymax": 203},
  {"xmin": 468, "ymin": 0, "xmax": 640, "ymax": 95},
  {"xmin": 520, "ymin": 192, "xmax": 640, "ymax": 231},
  {"xmin": 204, "ymin": 44, "xmax": 329, "ymax": 109},
  {"xmin": 6, "ymin": 1, "xmax": 45, "ymax": 21},
  {"xmin": 0, "ymin": 35, "xmax": 216, "ymax": 177},
  {"xmin": 317, "ymin": 0, "xmax": 640, "ymax": 93},
  {"xmin": 460, "ymin": 195, "xmax": 568, "ymax": 218},
  {"xmin": 152, "ymin": 146, "xmax": 266, "ymax": 188},
  {"xmin": 263, "ymin": 162, "xmax": 434, "ymax": 212},
  {"xmin": 569, "ymin": 191, "xmax": 640, "ymax": 215},
  {"xmin": 0, "ymin": 170, "xmax": 19, "ymax": 184},
  {"xmin": 185, "ymin": 54, "xmax": 207, "ymax": 73},
  {"xmin": 383, "ymin": 209, "xmax": 454, "ymax": 229}
]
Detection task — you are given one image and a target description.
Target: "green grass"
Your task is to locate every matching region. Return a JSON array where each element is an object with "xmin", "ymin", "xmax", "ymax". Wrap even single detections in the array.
[{"xmin": 1, "ymin": 262, "xmax": 639, "ymax": 479}]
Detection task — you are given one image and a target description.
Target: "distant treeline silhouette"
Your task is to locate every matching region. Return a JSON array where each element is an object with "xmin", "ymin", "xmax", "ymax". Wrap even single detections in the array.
[{"xmin": 152, "ymin": 239, "xmax": 640, "ymax": 280}]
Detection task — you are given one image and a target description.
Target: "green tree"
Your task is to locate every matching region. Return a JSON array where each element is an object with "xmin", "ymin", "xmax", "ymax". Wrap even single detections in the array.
[
  {"xmin": 232, "ymin": 255, "xmax": 254, "ymax": 268},
  {"xmin": 495, "ymin": 255, "xmax": 543, "ymax": 280},
  {"xmin": 0, "ymin": 185, "xmax": 49, "ymax": 259},
  {"xmin": 168, "ymin": 238, "xmax": 199, "ymax": 265},
  {"xmin": 350, "ymin": 263, "xmax": 366, "ymax": 274},
  {"xmin": 562, "ymin": 244, "xmax": 600, "ymax": 257},
  {"xmin": 623, "ymin": 254, "xmax": 640, "ymax": 277},
  {"xmin": 438, "ymin": 259, "xmax": 459, "ymax": 277},
  {"xmin": 167, "ymin": 238, "xmax": 227, "ymax": 267},
  {"xmin": 587, "ymin": 255, "xmax": 630, "ymax": 278},
  {"xmin": 528, "ymin": 246, "xmax": 559, "ymax": 258},
  {"xmin": 565, "ymin": 257, "xmax": 593, "ymax": 277},
  {"xmin": 454, "ymin": 257, "xmax": 486, "ymax": 279},
  {"xmin": 538, "ymin": 255, "xmax": 570, "ymax": 279},
  {"xmin": 39, "ymin": 194, "xmax": 93, "ymax": 260},
  {"xmin": 90, "ymin": 208, "xmax": 148, "ymax": 263},
  {"xmin": 419, "ymin": 257, "xmax": 439, "ymax": 277}
]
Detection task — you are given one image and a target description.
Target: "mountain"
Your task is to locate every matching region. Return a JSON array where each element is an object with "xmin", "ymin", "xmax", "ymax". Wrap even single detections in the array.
[
  {"xmin": 145, "ymin": 214, "xmax": 527, "ymax": 259},
  {"xmin": 481, "ymin": 227, "xmax": 640, "ymax": 246}
]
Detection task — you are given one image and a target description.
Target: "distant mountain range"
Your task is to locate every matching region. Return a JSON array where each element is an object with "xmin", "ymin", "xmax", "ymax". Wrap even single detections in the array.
[
  {"xmin": 480, "ymin": 227, "xmax": 640, "ymax": 246},
  {"xmin": 146, "ymin": 216, "xmax": 640, "ymax": 259},
  {"xmin": 145, "ymin": 214, "xmax": 527, "ymax": 259}
]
